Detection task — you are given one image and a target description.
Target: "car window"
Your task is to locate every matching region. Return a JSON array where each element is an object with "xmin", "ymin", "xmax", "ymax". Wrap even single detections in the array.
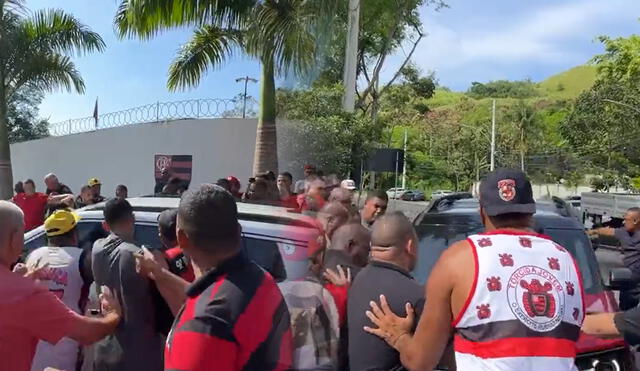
[
  {"xmin": 413, "ymin": 224, "xmax": 602, "ymax": 295},
  {"xmin": 77, "ymin": 221, "xmax": 109, "ymax": 252},
  {"xmin": 243, "ymin": 237, "xmax": 288, "ymax": 282},
  {"xmin": 544, "ymin": 228, "xmax": 602, "ymax": 294},
  {"xmin": 135, "ymin": 223, "xmax": 162, "ymax": 250}
]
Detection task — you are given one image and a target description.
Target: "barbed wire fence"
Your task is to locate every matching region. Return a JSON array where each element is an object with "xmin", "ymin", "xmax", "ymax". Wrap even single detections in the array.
[{"xmin": 48, "ymin": 97, "xmax": 259, "ymax": 136}]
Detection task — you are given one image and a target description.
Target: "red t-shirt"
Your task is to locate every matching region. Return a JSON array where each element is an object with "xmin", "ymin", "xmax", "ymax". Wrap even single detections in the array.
[
  {"xmin": 13, "ymin": 193, "xmax": 48, "ymax": 231},
  {"xmin": 0, "ymin": 266, "xmax": 83, "ymax": 371},
  {"xmin": 163, "ymin": 247, "xmax": 195, "ymax": 283}
]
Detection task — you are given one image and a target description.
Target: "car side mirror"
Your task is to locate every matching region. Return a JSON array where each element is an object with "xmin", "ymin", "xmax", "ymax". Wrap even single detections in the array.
[{"xmin": 608, "ymin": 268, "xmax": 633, "ymax": 290}]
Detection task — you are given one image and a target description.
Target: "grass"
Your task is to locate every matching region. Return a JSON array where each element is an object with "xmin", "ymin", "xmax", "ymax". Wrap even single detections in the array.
[{"xmin": 537, "ymin": 65, "xmax": 597, "ymax": 99}]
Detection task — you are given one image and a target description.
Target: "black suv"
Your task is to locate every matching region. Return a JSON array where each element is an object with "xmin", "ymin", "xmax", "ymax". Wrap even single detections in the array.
[{"xmin": 412, "ymin": 194, "xmax": 635, "ymax": 371}]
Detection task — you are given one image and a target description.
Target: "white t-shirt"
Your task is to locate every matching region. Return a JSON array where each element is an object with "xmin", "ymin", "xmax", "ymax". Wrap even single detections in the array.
[{"xmin": 27, "ymin": 245, "xmax": 86, "ymax": 371}]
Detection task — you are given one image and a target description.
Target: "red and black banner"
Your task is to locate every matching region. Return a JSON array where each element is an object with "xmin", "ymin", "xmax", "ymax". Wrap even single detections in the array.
[{"xmin": 154, "ymin": 154, "xmax": 193, "ymax": 182}]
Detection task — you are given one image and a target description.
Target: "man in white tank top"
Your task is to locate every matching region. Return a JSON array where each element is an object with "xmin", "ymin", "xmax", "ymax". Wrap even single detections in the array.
[
  {"xmin": 27, "ymin": 209, "xmax": 93, "ymax": 371},
  {"xmin": 363, "ymin": 169, "xmax": 585, "ymax": 371}
]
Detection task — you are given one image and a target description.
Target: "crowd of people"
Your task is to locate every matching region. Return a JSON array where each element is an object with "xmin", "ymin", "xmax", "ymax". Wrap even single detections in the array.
[{"xmin": 1, "ymin": 166, "xmax": 636, "ymax": 371}]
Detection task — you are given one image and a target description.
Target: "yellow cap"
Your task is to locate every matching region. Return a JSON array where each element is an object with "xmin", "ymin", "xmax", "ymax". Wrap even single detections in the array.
[
  {"xmin": 88, "ymin": 178, "xmax": 101, "ymax": 187},
  {"xmin": 45, "ymin": 209, "xmax": 81, "ymax": 237}
]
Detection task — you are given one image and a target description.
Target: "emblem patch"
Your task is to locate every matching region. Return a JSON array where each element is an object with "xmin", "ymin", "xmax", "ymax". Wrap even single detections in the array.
[
  {"xmin": 497, "ymin": 179, "xmax": 516, "ymax": 202},
  {"xmin": 507, "ymin": 265, "xmax": 565, "ymax": 332}
]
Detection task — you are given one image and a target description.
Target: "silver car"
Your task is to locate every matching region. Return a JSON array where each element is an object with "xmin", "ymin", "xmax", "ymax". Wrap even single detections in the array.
[{"xmin": 23, "ymin": 197, "xmax": 320, "ymax": 281}]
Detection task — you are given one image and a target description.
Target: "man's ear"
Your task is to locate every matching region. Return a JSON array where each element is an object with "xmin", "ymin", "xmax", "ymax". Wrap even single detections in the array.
[
  {"xmin": 405, "ymin": 237, "xmax": 417, "ymax": 257},
  {"xmin": 177, "ymin": 228, "xmax": 190, "ymax": 251}
]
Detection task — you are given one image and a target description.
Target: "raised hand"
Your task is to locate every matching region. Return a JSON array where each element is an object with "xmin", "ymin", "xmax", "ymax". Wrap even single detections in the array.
[
  {"xmin": 323, "ymin": 265, "xmax": 352, "ymax": 287},
  {"xmin": 363, "ymin": 294, "xmax": 415, "ymax": 350}
]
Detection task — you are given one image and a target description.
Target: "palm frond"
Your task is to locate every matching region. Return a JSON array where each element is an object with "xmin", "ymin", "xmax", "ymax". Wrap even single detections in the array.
[
  {"xmin": 246, "ymin": 0, "xmax": 318, "ymax": 77},
  {"xmin": 11, "ymin": 53, "xmax": 84, "ymax": 96},
  {"xmin": 167, "ymin": 26, "xmax": 241, "ymax": 91},
  {"xmin": 115, "ymin": 0, "xmax": 256, "ymax": 40},
  {"xmin": 22, "ymin": 9, "xmax": 106, "ymax": 56}
]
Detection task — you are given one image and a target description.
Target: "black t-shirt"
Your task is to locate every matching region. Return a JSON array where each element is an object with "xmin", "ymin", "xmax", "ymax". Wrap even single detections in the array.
[
  {"xmin": 348, "ymin": 260, "xmax": 425, "ymax": 371},
  {"xmin": 615, "ymin": 307, "xmax": 640, "ymax": 346},
  {"xmin": 615, "ymin": 228, "xmax": 640, "ymax": 273}
]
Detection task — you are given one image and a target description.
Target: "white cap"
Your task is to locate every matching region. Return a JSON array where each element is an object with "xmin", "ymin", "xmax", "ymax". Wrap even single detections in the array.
[{"xmin": 340, "ymin": 179, "xmax": 357, "ymax": 190}]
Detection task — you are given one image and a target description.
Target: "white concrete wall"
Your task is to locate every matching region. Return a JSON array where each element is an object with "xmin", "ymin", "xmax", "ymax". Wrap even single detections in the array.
[{"xmin": 10, "ymin": 118, "xmax": 259, "ymax": 197}]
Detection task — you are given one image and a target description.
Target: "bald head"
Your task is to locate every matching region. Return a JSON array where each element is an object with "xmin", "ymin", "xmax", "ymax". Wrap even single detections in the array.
[
  {"xmin": 0, "ymin": 201, "xmax": 24, "ymax": 266},
  {"xmin": 318, "ymin": 202, "xmax": 350, "ymax": 239},
  {"xmin": 370, "ymin": 212, "xmax": 418, "ymax": 270},
  {"xmin": 330, "ymin": 187, "xmax": 352, "ymax": 205},
  {"xmin": 330, "ymin": 223, "xmax": 371, "ymax": 267}
]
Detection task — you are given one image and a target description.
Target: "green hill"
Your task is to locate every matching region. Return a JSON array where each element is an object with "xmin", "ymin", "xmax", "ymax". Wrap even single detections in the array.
[{"xmin": 538, "ymin": 65, "xmax": 597, "ymax": 99}]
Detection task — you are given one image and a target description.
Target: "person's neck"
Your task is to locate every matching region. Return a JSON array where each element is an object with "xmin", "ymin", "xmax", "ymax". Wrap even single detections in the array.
[
  {"xmin": 371, "ymin": 255, "xmax": 410, "ymax": 272},
  {"xmin": 111, "ymin": 230, "xmax": 134, "ymax": 243},
  {"xmin": 190, "ymin": 248, "xmax": 241, "ymax": 279},
  {"xmin": 484, "ymin": 226, "xmax": 533, "ymax": 233}
]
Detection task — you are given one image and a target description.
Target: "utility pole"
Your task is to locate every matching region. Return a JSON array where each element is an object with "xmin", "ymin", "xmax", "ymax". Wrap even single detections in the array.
[
  {"xmin": 490, "ymin": 99, "xmax": 496, "ymax": 171},
  {"xmin": 402, "ymin": 128, "xmax": 408, "ymax": 189},
  {"xmin": 235, "ymin": 76, "xmax": 258, "ymax": 118},
  {"xmin": 342, "ymin": 0, "xmax": 360, "ymax": 112}
]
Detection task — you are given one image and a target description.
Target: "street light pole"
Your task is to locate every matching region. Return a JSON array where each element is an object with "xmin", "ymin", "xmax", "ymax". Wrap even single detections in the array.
[
  {"xmin": 490, "ymin": 99, "xmax": 496, "ymax": 171},
  {"xmin": 342, "ymin": 0, "xmax": 360, "ymax": 112},
  {"xmin": 402, "ymin": 128, "xmax": 408, "ymax": 189},
  {"xmin": 235, "ymin": 76, "xmax": 258, "ymax": 118}
]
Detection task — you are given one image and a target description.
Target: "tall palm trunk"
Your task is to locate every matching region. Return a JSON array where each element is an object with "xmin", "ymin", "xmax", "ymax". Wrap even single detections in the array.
[
  {"xmin": 0, "ymin": 85, "xmax": 13, "ymax": 200},
  {"xmin": 252, "ymin": 54, "xmax": 278, "ymax": 175}
]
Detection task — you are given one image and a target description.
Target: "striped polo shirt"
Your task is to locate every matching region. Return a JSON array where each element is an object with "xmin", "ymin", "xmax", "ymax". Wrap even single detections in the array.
[{"xmin": 165, "ymin": 251, "xmax": 292, "ymax": 371}]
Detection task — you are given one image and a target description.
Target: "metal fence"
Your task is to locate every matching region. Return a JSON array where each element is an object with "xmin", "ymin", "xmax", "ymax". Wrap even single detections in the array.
[{"xmin": 49, "ymin": 98, "xmax": 259, "ymax": 136}]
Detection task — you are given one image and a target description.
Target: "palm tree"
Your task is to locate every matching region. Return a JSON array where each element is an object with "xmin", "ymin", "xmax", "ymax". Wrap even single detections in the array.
[
  {"xmin": 0, "ymin": 0, "xmax": 105, "ymax": 199},
  {"xmin": 115, "ymin": 0, "xmax": 334, "ymax": 175}
]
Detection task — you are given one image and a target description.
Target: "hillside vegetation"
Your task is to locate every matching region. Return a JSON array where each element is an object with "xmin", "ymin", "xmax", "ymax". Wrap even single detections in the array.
[{"xmin": 538, "ymin": 65, "xmax": 597, "ymax": 99}]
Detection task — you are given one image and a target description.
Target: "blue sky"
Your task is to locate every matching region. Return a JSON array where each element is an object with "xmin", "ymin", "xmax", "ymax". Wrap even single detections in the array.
[{"xmin": 26, "ymin": 0, "xmax": 640, "ymax": 123}]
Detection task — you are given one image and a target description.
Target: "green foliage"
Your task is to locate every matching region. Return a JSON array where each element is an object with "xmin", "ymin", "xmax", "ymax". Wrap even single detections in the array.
[
  {"xmin": 0, "ymin": 0, "xmax": 105, "ymax": 198},
  {"xmin": 467, "ymin": 79, "xmax": 539, "ymax": 99},
  {"xmin": 276, "ymin": 84, "xmax": 382, "ymax": 176},
  {"xmin": 593, "ymin": 34, "xmax": 640, "ymax": 84},
  {"xmin": 7, "ymin": 87, "xmax": 49, "ymax": 143}
]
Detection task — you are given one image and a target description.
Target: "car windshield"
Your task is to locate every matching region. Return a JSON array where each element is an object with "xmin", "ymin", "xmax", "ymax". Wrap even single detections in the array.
[{"xmin": 413, "ymin": 222, "xmax": 603, "ymax": 294}]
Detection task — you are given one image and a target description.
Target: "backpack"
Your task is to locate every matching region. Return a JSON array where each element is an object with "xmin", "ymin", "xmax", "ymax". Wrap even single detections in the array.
[{"xmin": 279, "ymin": 279, "xmax": 340, "ymax": 371}]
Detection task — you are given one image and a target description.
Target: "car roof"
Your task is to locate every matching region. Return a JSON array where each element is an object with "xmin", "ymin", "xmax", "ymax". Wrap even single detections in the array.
[
  {"xmin": 416, "ymin": 195, "xmax": 583, "ymax": 229},
  {"xmin": 78, "ymin": 197, "xmax": 316, "ymax": 227}
]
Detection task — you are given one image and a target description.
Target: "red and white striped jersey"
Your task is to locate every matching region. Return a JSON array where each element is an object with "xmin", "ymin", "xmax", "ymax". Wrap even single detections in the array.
[{"xmin": 453, "ymin": 230, "xmax": 585, "ymax": 371}]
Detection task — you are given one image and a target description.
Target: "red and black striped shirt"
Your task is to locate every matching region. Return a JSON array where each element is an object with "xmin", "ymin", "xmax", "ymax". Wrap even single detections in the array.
[{"xmin": 165, "ymin": 251, "xmax": 292, "ymax": 371}]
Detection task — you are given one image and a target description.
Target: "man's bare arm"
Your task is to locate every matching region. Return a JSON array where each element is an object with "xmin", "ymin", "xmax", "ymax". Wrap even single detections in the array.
[
  {"xmin": 67, "ymin": 286, "xmax": 121, "ymax": 345},
  {"xmin": 66, "ymin": 312, "xmax": 120, "ymax": 345},
  {"xmin": 136, "ymin": 248, "xmax": 188, "ymax": 315},
  {"xmin": 47, "ymin": 194, "xmax": 74, "ymax": 206},
  {"xmin": 582, "ymin": 313, "xmax": 620, "ymax": 338},
  {"xmin": 588, "ymin": 227, "xmax": 616, "ymax": 237},
  {"xmin": 153, "ymin": 267, "xmax": 189, "ymax": 315},
  {"xmin": 365, "ymin": 241, "xmax": 466, "ymax": 371}
]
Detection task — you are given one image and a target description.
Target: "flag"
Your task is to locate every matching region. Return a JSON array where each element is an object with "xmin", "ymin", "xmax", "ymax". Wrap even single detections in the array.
[{"xmin": 93, "ymin": 97, "xmax": 99, "ymax": 128}]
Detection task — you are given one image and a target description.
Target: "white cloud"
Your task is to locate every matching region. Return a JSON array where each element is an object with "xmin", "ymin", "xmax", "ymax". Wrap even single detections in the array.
[{"xmin": 381, "ymin": 0, "xmax": 640, "ymax": 89}]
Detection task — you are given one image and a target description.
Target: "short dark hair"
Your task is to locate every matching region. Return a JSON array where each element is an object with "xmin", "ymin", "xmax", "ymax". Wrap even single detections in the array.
[
  {"xmin": 48, "ymin": 229, "xmax": 77, "ymax": 247},
  {"xmin": 116, "ymin": 184, "xmax": 128, "ymax": 192},
  {"xmin": 158, "ymin": 209, "xmax": 178, "ymax": 243},
  {"xmin": 366, "ymin": 189, "xmax": 389, "ymax": 203},
  {"xmin": 628, "ymin": 207, "xmax": 640, "ymax": 215},
  {"xmin": 487, "ymin": 213, "xmax": 533, "ymax": 229},
  {"xmin": 216, "ymin": 178, "xmax": 231, "ymax": 192},
  {"xmin": 178, "ymin": 184, "xmax": 239, "ymax": 250},
  {"xmin": 279, "ymin": 172, "xmax": 293, "ymax": 182},
  {"xmin": 14, "ymin": 181, "xmax": 24, "ymax": 193},
  {"xmin": 24, "ymin": 179, "xmax": 35, "ymax": 187},
  {"xmin": 104, "ymin": 198, "xmax": 134, "ymax": 225}
]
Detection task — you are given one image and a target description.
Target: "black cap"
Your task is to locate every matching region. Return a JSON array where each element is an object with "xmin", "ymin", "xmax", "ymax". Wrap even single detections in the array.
[{"xmin": 479, "ymin": 169, "xmax": 536, "ymax": 217}]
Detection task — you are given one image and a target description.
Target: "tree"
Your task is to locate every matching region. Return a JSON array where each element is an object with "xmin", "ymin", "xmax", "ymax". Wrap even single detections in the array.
[
  {"xmin": 276, "ymin": 84, "xmax": 382, "ymax": 177},
  {"xmin": 7, "ymin": 87, "xmax": 49, "ymax": 143},
  {"xmin": 115, "ymin": 0, "xmax": 336, "ymax": 175},
  {"xmin": 466, "ymin": 79, "xmax": 539, "ymax": 99},
  {"xmin": 0, "ymin": 0, "xmax": 105, "ymax": 199},
  {"xmin": 592, "ymin": 34, "xmax": 640, "ymax": 84}
]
